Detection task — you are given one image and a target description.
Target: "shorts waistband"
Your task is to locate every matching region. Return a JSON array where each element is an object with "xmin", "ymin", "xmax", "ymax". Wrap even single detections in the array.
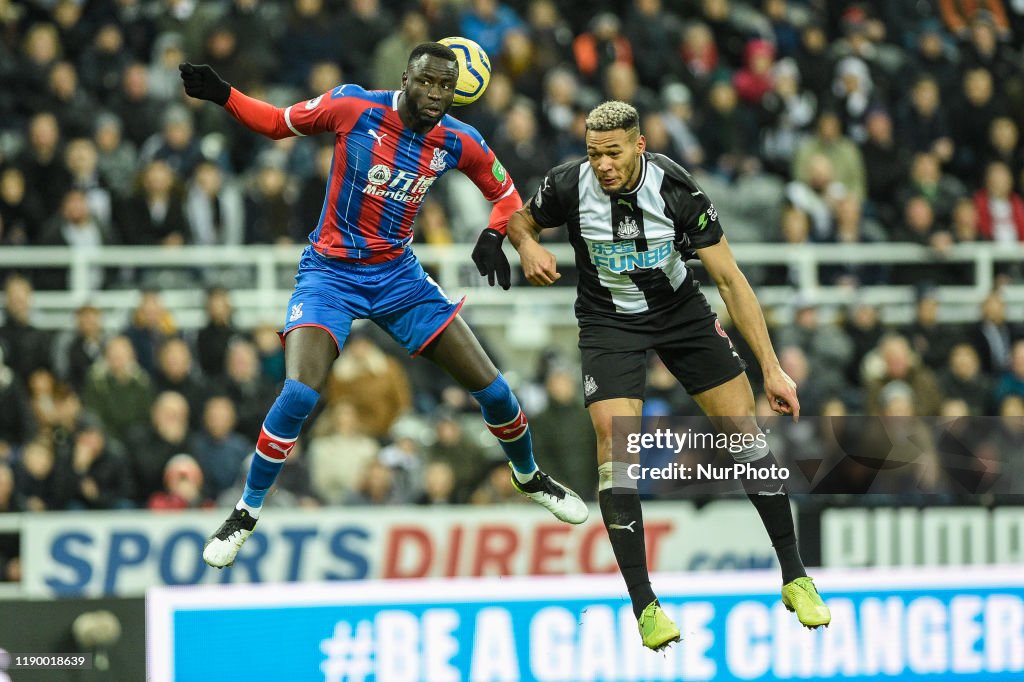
[{"xmin": 308, "ymin": 245, "xmax": 413, "ymax": 272}]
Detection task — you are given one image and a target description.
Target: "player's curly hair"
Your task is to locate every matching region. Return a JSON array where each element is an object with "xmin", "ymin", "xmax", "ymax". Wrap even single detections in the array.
[{"xmin": 585, "ymin": 101, "xmax": 640, "ymax": 135}]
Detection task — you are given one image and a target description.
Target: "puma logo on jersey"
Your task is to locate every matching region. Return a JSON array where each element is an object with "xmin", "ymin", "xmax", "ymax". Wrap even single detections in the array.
[
  {"xmin": 368, "ymin": 129, "xmax": 387, "ymax": 146},
  {"xmin": 609, "ymin": 521, "xmax": 637, "ymax": 533},
  {"xmin": 617, "ymin": 198, "xmax": 633, "ymax": 210}
]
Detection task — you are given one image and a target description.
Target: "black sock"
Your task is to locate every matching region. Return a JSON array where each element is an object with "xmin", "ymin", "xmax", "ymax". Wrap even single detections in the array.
[
  {"xmin": 599, "ymin": 488, "xmax": 657, "ymax": 618},
  {"xmin": 741, "ymin": 452, "xmax": 807, "ymax": 584}
]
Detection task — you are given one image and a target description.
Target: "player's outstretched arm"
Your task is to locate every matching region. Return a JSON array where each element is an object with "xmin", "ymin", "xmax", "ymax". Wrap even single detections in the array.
[
  {"xmin": 508, "ymin": 207, "xmax": 560, "ymax": 286},
  {"xmin": 178, "ymin": 62, "xmax": 301, "ymax": 140},
  {"xmin": 697, "ymin": 237, "xmax": 800, "ymax": 418}
]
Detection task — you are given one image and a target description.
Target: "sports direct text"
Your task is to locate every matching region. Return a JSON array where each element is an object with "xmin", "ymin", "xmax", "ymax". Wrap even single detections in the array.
[{"xmin": 625, "ymin": 428, "xmax": 767, "ymax": 455}]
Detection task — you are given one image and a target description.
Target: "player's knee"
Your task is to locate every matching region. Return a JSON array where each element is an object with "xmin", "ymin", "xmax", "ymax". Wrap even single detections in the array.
[
  {"xmin": 276, "ymin": 379, "xmax": 320, "ymax": 421},
  {"xmin": 732, "ymin": 431, "xmax": 770, "ymax": 463}
]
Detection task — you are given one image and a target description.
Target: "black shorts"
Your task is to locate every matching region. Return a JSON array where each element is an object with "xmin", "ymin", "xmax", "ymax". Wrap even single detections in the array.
[{"xmin": 578, "ymin": 291, "xmax": 747, "ymax": 406}]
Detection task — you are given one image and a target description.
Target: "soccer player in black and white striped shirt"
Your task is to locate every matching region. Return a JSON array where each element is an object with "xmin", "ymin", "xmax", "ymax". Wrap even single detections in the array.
[{"xmin": 506, "ymin": 101, "xmax": 831, "ymax": 649}]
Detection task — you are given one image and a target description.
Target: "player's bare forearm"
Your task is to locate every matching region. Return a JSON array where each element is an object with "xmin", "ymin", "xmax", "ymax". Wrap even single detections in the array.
[
  {"xmin": 716, "ymin": 271, "xmax": 780, "ymax": 372},
  {"xmin": 509, "ymin": 207, "xmax": 560, "ymax": 286},
  {"xmin": 508, "ymin": 207, "xmax": 542, "ymax": 251}
]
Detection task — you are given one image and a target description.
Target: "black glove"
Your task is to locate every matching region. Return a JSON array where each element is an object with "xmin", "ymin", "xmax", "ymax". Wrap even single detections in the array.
[
  {"xmin": 472, "ymin": 228, "xmax": 512, "ymax": 290},
  {"xmin": 178, "ymin": 62, "xmax": 231, "ymax": 106}
]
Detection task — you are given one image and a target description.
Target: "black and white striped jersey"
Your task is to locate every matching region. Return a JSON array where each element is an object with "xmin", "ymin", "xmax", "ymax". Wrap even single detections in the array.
[{"xmin": 528, "ymin": 152, "xmax": 723, "ymax": 319}]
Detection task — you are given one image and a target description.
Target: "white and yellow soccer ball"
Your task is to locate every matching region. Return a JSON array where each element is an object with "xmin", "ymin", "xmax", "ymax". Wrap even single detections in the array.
[{"xmin": 439, "ymin": 36, "xmax": 491, "ymax": 106}]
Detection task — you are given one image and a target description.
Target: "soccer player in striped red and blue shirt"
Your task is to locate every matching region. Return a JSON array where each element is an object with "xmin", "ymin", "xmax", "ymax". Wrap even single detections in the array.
[{"xmin": 181, "ymin": 43, "xmax": 588, "ymax": 568}]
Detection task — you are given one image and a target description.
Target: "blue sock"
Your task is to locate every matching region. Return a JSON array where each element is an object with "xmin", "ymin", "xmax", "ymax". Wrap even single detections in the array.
[
  {"xmin": 240, "ymin": 379, "xmax": 319, "ymax": 513},
  {"xmin": 471, "ymin": 374, "xmax": 537, "ymax": 475}
]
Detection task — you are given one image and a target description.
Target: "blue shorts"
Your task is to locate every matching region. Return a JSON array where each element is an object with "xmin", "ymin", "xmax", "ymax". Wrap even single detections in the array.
[{"xmin": 280, "ymin": 246, "xmax": 464, "ymax": 356}]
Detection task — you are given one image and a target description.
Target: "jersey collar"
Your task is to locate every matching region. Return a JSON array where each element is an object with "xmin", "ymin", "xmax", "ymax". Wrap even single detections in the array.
[{"xmin": 616, "ymin": 153, "xmax": 648, "ymax": 197}]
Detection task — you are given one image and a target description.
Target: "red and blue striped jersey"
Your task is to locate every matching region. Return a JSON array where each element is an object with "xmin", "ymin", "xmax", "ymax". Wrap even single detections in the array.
[{"xmin": 279, "ymin": 85, "xmax": 516, "ymax": 263}]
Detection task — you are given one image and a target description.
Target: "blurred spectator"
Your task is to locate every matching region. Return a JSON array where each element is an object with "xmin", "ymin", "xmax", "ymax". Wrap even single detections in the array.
[
  {"xmin": 829, "ymin": 56, "xmax": 880, "ymax": 144},
  {"xmin": 199, "ymin": 24, "xmax": 269, "ymax": 93},
  {"xmin": 529, "ymin": 366, "xmax": 597, "ymax": 499},
  {"xmin": 972, "ymin": 290, "xmax": 1022, "ymax": 374},
  {"xmin": 426, "ymin": 411, "xmax": 489, "ymax": 499},
  {"xmin": 294, "ymin": 144, "xmax": 333, "ymax": 233},
  {"xmin": 785, "ymin": 153, "xmax": 843, "ymax": 240},
  {"xmin": 897, "ymin": 152, "xmax": 967, "ymax": 224},
  {"xmin": 413, "ymin": 199, "xmax": 454, "ymax": 246},
  {"xmin": 941, "ymin": 343, "xmax": 993, "ymax": 414},
  {"xmin": 863, "ymin": 334, "xmax": 944, "ymax": 415},
  {"xmin": 309, "ymin": 402, "xmax": 380, "ymax": 505},
  {"xmin": 940, "ymin": 0, "xmax": 1012, "ymax": 39},
  {"xmin": 603, "ymin": 62, "xmax": 658, "ymax": 116},
  {"xmin": 795, "ymin": 23, "xmax": 832, "ymax": 98},
  {"xmin": 126, "ymin": 391, "xmax": 194, "ymax": 505},
  {"xmin": 79, "ymin": 23, "xmax": 132, "ymax": 105},
  {"xmin": 185, "ymin": 161, "xmax": 244, "ymax": 246},
  {"xmin": 842, "ymin": 302, "xmax": 884, "ymax": 388},
  {"xmin": 215, "ymin": 339, "xmax": 277, "ymax": 438},
  {"xmin": 82, "ymin": 335, "xmax": 154, "ymax": 444},
  {"xmin": 498, "ymin": 29, "xmax": 546, "ymax": 102},
  {"xmin": 697, "ymin": 79, "xmax": 759, "ymax": 179},
  {"xmin": 124, "ymin": 290, "xmax": 177, "ymax": 375},
  {"xmin": 0, "ymin": 345, "xmax": 33, "ymax": 458},
  {"xmin": 469, "ymin": 458, "xmax": 528, "ymax": 505},
  {"xmin": 191, "ymin": 395, "xmax": 250, "ymax": 499},
  {"xmin": 45, "ymin": 61, "xmax": 98, "ymax": 140},
  {"xmin": 952, "ymin": 68, "xmax": 1007, "ymax": 180},
  {"xmin": 0, "ymin": 164, "xmax": 46, "ymax": 245},
  {"xmin": 244, "ymin": 157, "xmax": 299, "ymax": 244},
  {"xmin": 821, "ymin": 196, "xmax": 887, "ymax": 286},
  {"xmin": 660, "ymin": 82, "xmax": 705, "ymax": 169},
  {"xmin": 63, "ymin": 418, "xmax": 132, "ymax": 509},
  {"xmin": 110, "ymin": 63, "xmax": 166, "ymax": 148},
  {"xmin": 15, "ymin": 23, "xmax": 62, "ymax": 118},
  {"xmin": 0, "ymin": 274, "xmax": 52, "ymax": 385},
  {"xmin": 148, "ymin": 454, "xmax": 213, "ymax": 510},
  {"xmin": 762, "ymin": 0, "xmax": 802, "ymax": 58},
  {"xmin": 196, "ymin": 288, "xmax": 239, "ymax": 378},
  {"xmin": 905, "ymin": 20, "xmax": 959, "ymax": 97},
  {"xmin": 15, "ymin": 439, "xmax": 68, "ymax": 511},
  {"xmin": 904, "ymin": 287, "xmax": 968, "ymax": 370},
  {"xmin": 677, "ymin": 21, "xmax": 720, "ymax": 100},
  {"xmin": 115, "ymin": 160, "xmax": 189, "ymax": 246},
  {"xmin": 460, "ymin": 0, "xmax": 524, "ymax": 59},
  {"xmin": 138, "ymin": 105, "xmax": 206, "ymax": 179},
  {"xmin": 961, "ymin": 12, "xmax": 1019, "ymax": 84},
  {"xmin": 372, "ymin": 11, "xmax": 430, "ymax": 90},
  {"xmin": 155, "ymin": 0, "xmax": 223, "ymax": 58},
  {"xmin": 277, "ymin": 0, "xmax": 342, "ymax": 88},
  {"xmin": 974, "ymin": 161, "xmax": 1024, "ymax": 243},
  {"xmin": 624, "ymin": 0, "xmax": 682, "ymax": 91},
  {"xmin": 859, "ymin": 108, "xmax": 908, "ymax": 223},
  {"xmin": 490, "ymin": 99, "xmax": 553, "ymax": 198},
  {"xmin": 93, "ymin": 113, "xmax": 139, "ymax": 200},
  {"xmin": 774, "ymin": 299, "xmax": 853, "ymax": 399},
  {"xmin": 994, "ymin": 339, "xmax": 1024, "ymax": 404},
  {"xmin": 986, "ymin": 117, "xmax": 1023, "ymax": 180},
  {"xmin": 0, "ymin": 461, "xmax": 24, "ymax": 513},
  {"xmin": 758, "ymin": 58, "xmax": 816, "ymax": 176},
  {"xmin": 219, "ymin": 0, "xmax": 282, "ymax": 83},
  {"xmin": 37, "ymin": 189, "xmax": 112, "ymax": 290},
  {"xmin": 154, "ymin": 338, "xmax": 207, "ymax": 427},
  {"xmin": 734, "ymin": 39, "xmax": 776, "ymax": 106},
  {"xmin": 792, "ymin": 111, "xmax": 866, "ymax": 201},
  {"xmin": 415, "ymin": 460, "xmax": 457, "ymax": 505},
  {"xmin": 573, "ymin": 12, "xmax": 632, "ymax": 86},
  {"xmin": 525, "ymin": 0, "xmax": 574, "ymax": 74},
  {"xmin": 347, "ymin": 460, "xmax": 407, "ymax": 505},
  {"xmin": 326, "ymin": 334, "xmax": 411, "ymax": 439},
  {"xmin": 16, "ymin": 111, "xmax": 70, "ymax": 215},
  {"xmin": 778, "ymin": 345, "xmax": 828, "ymax": 415},
  {"xmin": 64, "ymin": 137, "xmax": 113, "ymax": 228},
  {"xmin": 897, "ymin": 76, "xmax": 955, "ymax": 163},
  {"xmin": 252, "ymin": 323, "xmax": 285, "ymax": 383},
  {"xmin": 147, "ymin": 32, "xmax": 188, "ymax": 102},
  {"xmin": 893, "ymin": 195, "xmax": 944, "ymax": 247},
  {"xmin": 700, "ymin": 0, "xmax": 748, "ymax": 68}
]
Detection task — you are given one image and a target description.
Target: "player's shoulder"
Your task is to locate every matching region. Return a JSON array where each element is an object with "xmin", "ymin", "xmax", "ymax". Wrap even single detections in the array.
[
  {"xmin": 646, "ymin": 152, "xmax": 700, "ymax": 190},
  {"xmin": 545, "ymin": 157, "xmax": 587, "ymax": 189},
  {"xmin": 439, "ymin": 114, "xmax": 489, "ymax": 150},
  {"xmin": 325, "ymin": 84, "xmax": 394, "ymax": 108}
]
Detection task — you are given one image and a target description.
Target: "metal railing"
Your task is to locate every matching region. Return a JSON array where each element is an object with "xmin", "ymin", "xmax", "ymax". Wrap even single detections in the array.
[{"xmin": 1, "ymin": 242, "xmax": 1021, "ymax": 332}]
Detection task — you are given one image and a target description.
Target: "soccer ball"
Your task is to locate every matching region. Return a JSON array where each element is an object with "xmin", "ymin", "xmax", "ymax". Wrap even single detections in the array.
[{"xmin": 439, "ymin": 36, "xmax": 491, "ymax": 106}]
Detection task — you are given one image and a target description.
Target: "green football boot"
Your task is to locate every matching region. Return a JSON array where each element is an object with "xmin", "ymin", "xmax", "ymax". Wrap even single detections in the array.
[
  {"xmin": 781, "ymin": 576, "xmax": 831, "ymax": 628},
  {"xmin": 637, "ymin": 600, "xmax": 681, "ymax": 651}
]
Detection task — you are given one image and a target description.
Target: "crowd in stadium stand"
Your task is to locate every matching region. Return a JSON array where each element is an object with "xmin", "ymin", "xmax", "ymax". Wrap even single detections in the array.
[{"xmin": 1, "ymin": 0, "xmax": 1024, "ymax": 578}]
